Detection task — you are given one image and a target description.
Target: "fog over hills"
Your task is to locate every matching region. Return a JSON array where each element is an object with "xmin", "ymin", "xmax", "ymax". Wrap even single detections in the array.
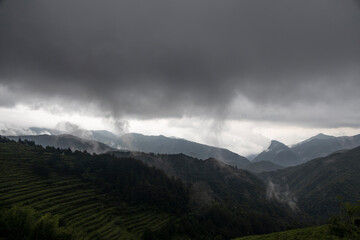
[
  {"xmin": 1, "ymin": 0, "xmax": 360, "ymax": 239},
  {"xmin": 253, "ymin": 140, "xmax": 299, "ymax": 167},
  {"xmin": 7, "ymin": 127, "xmax": 360, "ymax": 173},
  {"xmin": 7, "ymin": 127, "xmax": 250, "ymax": 167},
  {"xmin": 252, "ymin": 133, "xmax": 360, "ymax": 168},
  {"xmin": 116, "ymin": 133, "xmax": 250, "ymax": 167},
  {"xmin": 291, "ymin": 133, "xmax": 360, "ymax": 163},
  {"xmin": 7, "ymin": 134, "xmax": 115, "ymax": 154},
  {"xmin": 260, "ymin": 145, "xmax": 360, "ymax": 220},
  {"xmin": 0, "ymin": 0, "xmax": 360, "ymax": 156}
]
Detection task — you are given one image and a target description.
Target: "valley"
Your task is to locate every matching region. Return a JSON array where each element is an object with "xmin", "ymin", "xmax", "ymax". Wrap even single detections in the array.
[
  {"xmin": 1, "ymin": 132, "xmax": 360, "ymax": 239},
  {"xmin": 1, "ymin": 1, "xmax": 359, "ymax": 239}
]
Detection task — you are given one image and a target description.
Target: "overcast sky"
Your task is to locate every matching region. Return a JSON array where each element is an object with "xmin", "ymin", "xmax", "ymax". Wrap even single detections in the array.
[{"xmin": 0, "ymin": 0, "xmax": 359, "ymax": 155}]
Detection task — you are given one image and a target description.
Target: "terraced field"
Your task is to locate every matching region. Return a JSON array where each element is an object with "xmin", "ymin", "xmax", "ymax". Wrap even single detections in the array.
[
  {"xmin": 233, "ymin": 225, "xmax": 343, "ymax": 240},
  {"xmin": 0, "ymin": 142, "xmax": 175, "ymax": 240}
]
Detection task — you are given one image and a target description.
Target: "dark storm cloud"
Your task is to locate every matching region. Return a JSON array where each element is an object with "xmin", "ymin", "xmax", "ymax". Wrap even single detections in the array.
[
  {"xmin": 0, "ymin": 0, "xmax": 359, "ymax": 126},
  {"xmin": 355, "ymin": 0, "xmax": 360, "ymax": 9}
]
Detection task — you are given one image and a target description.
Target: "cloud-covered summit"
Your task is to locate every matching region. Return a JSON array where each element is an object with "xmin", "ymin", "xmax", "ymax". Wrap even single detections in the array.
[{"xmin": 0, "ymin": 0, "xmax": 359, "ymax": 126}]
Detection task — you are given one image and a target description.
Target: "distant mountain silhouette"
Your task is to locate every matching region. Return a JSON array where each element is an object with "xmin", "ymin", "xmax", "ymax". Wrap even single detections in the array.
[
  {"xmin": 27, "ymin": 127, "xmax": 251, "ymax": 167},
  {"xmin": 252, "ymin": 133, "xmax": 360, "ymax": 167},
  {"xmin": 114, "ymin": 133, "xmax": 250, "ymax": 167},
  {"xmin": 253, "ymin": 140, "xmax": 299, "ymax": 167},
  {"xmin": 7, "ymin": 134, "xmax": 115, "ymax": 154},
  {"xmin": 291, "ymin": 133, "xmax": 360, "ymax": 163}
]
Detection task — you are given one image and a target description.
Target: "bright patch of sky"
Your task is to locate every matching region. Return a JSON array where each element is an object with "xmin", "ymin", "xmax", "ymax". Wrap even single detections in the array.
[{"xmin": 1, "ymin": 105, "xmax": 359, "ymax": 156}]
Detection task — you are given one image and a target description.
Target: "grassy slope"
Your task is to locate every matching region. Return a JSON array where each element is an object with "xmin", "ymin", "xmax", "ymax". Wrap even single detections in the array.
[
  {"xmin": 234, "ymin": 225, "xmax": 343, "ymax": 240},
  {"xmin": 0, "ymin": 142, "xmax": 176, "ymax": 240}
]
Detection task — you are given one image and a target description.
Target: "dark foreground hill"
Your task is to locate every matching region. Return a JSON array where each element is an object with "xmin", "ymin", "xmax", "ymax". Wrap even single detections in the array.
[
  {"xmin": 260, "ymin": 146, "xmax": 360, "ymax": 221},
  {"xmin": 0, "ymin": 138, "xmax": 188, "ymax": 239},
  {"xmin": 111, "ymin": 151, "xmax": 288, "ymax": 210},
  {"xmin": 0, "ymin": 137, "xmax": 299, "ymax": 240},
  {"xmin": 234, "ymin": 225, "xmax": 343, "ymax": 240}
]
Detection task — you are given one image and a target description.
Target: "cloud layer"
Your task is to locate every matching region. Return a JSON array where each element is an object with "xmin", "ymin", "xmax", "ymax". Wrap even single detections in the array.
[{"xmin": 0, "ymin": 0, "xmax": 359, "ymax": 127}]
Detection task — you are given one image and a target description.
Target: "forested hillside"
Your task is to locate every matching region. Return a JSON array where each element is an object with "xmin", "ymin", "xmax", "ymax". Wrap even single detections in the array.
[
  {"xmin": 260, "ymin": 147, "xmax": 360, "ymax": 221},
  {"xmin": 0, "ymin": 137, "xmax": 299, "ymax": 239},
  {"xmin": 0, "ymin": 138, "xmax": 186, "ymax": 239}
]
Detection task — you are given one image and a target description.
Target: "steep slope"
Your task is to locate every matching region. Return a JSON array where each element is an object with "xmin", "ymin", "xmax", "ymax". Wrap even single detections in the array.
[
  {"xmin": 235, "ymin": 225, "xmax": 342, "ymax": 240},
  {"xmin": 252, "ymin": 133, "xmax": 360, "ymax": 167},
  {"xmin": 29, "ymin": 128, "xmax": 125, "ymax": 149},
  {"xmin": 91, "ymin": 130, "xmax": 122, "ymax": 148},
  {"xmin": 291, "ymin": 133, "xmax": 360, "ymax": 164},
  {"xmin": 243, "ymin": 161, "xmax": 284, "ymax": 173},
  {"xmin": 260, "ymin": 146, "xmax": 360, "ymax": 221},
  {"xmin": 24, "ymin": 128, "xmax": 251, "ymax": 167},
  {"xmin": 253, "ymin": 140, "xmax": 299, "ymax": 167},
  {"xmin": 7, "ymin": 134, "xmax": 115, "ymax": 154},
  {"xmin": 299, "ymin": 133, "xmax": 335, "ymax": 142},
  {"xmin": 117, "ymin": 133, "xmax": 250, "ymax": 167},
  {"xmin": 0, "ymin": 139, "xmax": 187, "ymax": 239},
  {"xmin": 110, "ymin": 151, "xmax": 299, "ymax": 218},
  {"xmin": 0, "ymin": 137, "xmax": 302, "ymax": 239}
]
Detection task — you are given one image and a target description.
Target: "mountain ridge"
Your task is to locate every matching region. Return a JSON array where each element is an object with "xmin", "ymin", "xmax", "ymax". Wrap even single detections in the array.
[
  {"xmin": 6, "ymin": 134, "xmax": 116, "ymax": 154},
  {"xmin": 253, "ymin": 133, "xmax": 360, "ymax": 167},
  {"xmin": 260, "ymin": 145, "xmax": 360, "ymax": 220},
  {"xmin": 252, "ymin": 140, "xmax": 299, "ymax": 167},
  {"xmin": 16, "ymin": 128, "xmax": 251, "ymax": 167},
  {"xmin": 0, "ymin": 136, "xmax": 301, "ymax": 239}
]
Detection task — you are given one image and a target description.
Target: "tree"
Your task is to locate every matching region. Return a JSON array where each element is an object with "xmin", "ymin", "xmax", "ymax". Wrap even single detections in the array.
[
  {"xmin": 0, "ymin": 205, "xmax": 72, "ymax": 240},
  {"xmin": 0, "ymin": 205, "xmax": 36, "ymax": 240},
  {"xmin": 329, "ymin": 198, "xmax": 360, "ymax": 239}
]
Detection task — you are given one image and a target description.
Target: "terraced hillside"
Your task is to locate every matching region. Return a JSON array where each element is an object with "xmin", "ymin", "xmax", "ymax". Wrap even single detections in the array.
[
  {"xmin": 0, "ymin": 141, "xmax": 177, "ymax": 240},
  {"xmin": 233, "ymin": 225, "xmax": 342, "ymax": 240},
  {"xmin": 0, "ymin": 139, "xmax": 306, "ymax": 239}
]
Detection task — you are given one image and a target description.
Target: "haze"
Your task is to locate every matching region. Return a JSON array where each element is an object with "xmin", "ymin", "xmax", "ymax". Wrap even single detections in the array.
[{"xmin": 0, "ymin": 0, "xmax": 359, "ymax": 155}]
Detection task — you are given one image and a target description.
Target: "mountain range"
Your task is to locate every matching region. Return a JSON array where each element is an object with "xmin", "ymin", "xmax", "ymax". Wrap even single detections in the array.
[
  {"xmin": 6, "ymin": 128, "xmax": 360, "ymax": 173},
  {"xmin": 252, "ymin": 140, "xmax": 299, "ymax": 167},
  {"xmin": 2, "ymin": 129, "xmax": 360, "ymax": 238},
  {"xmin": 252, "ymin": 133, "xmax": 360, "ymax": 167},
  {"xmin": 260, "ymin": 146, "xmax": 360, "ymax": 221},
  {"xmin": 5, "ymin": 132, "xmax": 281, "ymax": 173},
  {"xmin": 111, "ymin": 143, "xmax": 360, "ymax": 221},
  {"xmin": 0, "ymin": 136, "xmax": 300, "ymax": 239},
  {"xmin": 7, "ymin": 134, "xmax": 115, "ymax": 154},
  {"xmin": 18, "ymin": 128, "xmax": 251, "ymax": 167},
  {"xmin": 110, "ymin": 150, "xmax": 292, "ymax": 211}
]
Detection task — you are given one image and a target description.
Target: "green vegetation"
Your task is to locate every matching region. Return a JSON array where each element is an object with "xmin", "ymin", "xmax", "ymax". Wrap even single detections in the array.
[
  {"xmin": 0, "ymin": 205, "xmax": 72, "ymax": 240},
  {"xmin": 260, "ymin": 146, "xmax": 360, "ymax": 221},
  {"xmin": 234, "ymin": 225, "xmax": 342, "ymax": 240},
  {"xmin": 0, "ymin": 138, "xmax": 180, "ymax": 239},
  {"xmin": 0, "ymin": 137, "xmax": 302, "ymax": 239},
  {"xmin": 328, "ymin": 199, "xmax": 360, "ymax": 239},
  {"xmin": 112, "ymin": 152, "xmax": 306, "ymax": 239},
  {"xmin": 235, "ymin": 200, "xmax": 360, "ymax": 240}
]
